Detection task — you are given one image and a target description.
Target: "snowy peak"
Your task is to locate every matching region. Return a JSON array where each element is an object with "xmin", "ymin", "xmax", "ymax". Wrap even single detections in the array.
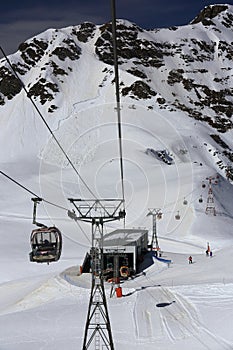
[
  {"xmin": 0, "ymin": 4, "xmax": 233, "ymax": 134},
  {"xmin": 0, "ymin": 22, "xmax": 97, "ymax": 108},
  {"xmin": 191, "ymin": 4, "xmax": 230, "ymax": 26}
]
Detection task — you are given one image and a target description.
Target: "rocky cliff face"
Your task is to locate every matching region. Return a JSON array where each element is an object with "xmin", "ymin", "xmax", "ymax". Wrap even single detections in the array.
[{"xmin": 1, "ymin": 5, "xmax": 233, "ymax": 129}]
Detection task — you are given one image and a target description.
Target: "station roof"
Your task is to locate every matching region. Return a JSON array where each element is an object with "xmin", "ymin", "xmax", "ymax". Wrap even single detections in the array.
[{"xmin": 103, "ymin": 228, "xmax": 148, "ymax": 247}]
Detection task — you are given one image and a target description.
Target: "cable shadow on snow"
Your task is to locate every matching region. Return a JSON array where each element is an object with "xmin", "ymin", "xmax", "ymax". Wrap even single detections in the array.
[
  {"xmin": 122, "ymin": 283, "xmax": 161, "ymax": 297},
  {"xmin": 122, "ymin": 284, "xmax": 176, "ymax": 308},
  {"xmin": 156, "ymin": 301, "xmax": 176, "ymax": 307}
]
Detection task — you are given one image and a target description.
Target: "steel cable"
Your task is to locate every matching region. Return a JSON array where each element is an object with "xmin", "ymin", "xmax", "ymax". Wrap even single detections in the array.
[
  {"xmin": 0, "ymin": 46, "xmax": 96, "ymax": 200},
  {"xmin": 111, "ymin": 0, "xmax": 126, "ymax": 213}
]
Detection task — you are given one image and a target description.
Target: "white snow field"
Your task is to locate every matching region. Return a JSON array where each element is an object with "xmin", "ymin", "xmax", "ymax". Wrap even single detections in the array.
[
  {"xmin": 1, "ymin": 97, "xmax": 233, "ymax": 350},
  {"xmin": 1, "ymin": 7, "xmax": 233, "ymax": 349}
]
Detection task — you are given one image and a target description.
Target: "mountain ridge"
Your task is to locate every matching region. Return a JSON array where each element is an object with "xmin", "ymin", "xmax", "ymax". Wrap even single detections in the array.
[
  {"xmin": 0, "ymin": 4, "xmax": 233, "ymax": 179},
  {"xmin": 0, "ymin": 5, "xmax": 232, "ymax": 127}
]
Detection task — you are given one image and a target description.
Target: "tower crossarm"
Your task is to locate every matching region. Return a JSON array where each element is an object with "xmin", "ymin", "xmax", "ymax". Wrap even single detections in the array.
[{"xmin": 68, "ymin": 198, "xmax": 125, "ymax": 222}]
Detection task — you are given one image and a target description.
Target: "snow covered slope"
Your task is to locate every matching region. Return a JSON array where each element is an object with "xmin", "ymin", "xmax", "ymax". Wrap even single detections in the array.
[{"xmin": 0, "ymin": 4, "xmax": 233, "ymax": 350}]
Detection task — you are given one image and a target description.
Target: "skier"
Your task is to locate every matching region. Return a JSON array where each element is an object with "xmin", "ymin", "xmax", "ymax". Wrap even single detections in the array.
[{"xmin": 188, "ymin": 256, "xmax": 193, "ymax": 264}]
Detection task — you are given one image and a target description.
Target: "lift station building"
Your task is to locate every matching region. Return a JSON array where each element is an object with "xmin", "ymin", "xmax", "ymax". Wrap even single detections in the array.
[
  {"xmin": 81, "ymin": 228, "xmax": 149, "ymax": 276},
  {"xmin": 103, "ymin": 228, "xmax": 148, "ymax": 274}
]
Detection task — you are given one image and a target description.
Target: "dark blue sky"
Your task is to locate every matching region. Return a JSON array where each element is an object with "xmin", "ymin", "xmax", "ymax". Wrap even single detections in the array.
[{"xmin": 0, "ymin": 0, "xmax": 233, "ymax": 57}]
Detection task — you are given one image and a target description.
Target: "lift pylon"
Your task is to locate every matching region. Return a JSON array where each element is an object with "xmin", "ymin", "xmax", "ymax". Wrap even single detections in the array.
[
  {"xmin": 68, "ymin": 198, "xmax": 125, "ymax": 350},
  {"xmin": 205, "ymin": 176, "xmax": 218, "ymax": 216},
  {"xmin": 147, "ymin": 208, "xmax": 162, "ymax": 255}
]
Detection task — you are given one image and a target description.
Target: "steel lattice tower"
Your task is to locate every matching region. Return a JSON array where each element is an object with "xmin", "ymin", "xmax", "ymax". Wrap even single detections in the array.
[
  {"xmin": 68, "ymin": 2, "xmax": 126, "ymax": 348},
  {"xmin": 147, "ymin": 208, "xmax": 162, "ymax": 255},
  {"xmin": 68, "ymin": 199, "xmax": 125, "ymax": 350},
  {"xmin": 205, "ymin": 176, "xmax": 217, "ymax": 216}
]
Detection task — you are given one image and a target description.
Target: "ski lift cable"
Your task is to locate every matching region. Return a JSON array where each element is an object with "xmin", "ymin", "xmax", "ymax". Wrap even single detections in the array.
[
  {"xmin": 0, "ymin": 170, "xmax": 68, "ymax": 211},
  {"xmin": 0, "ymin": 169, "xmax": 93, "ymax": 245},
  {"xmin": 111, "ymin": 0, "xmax": 125, "ymax": 210},
  {"xmin": 161, "ymin": 186, "xmax": 204, "ymax": 212},
  {"xmin": 161, "ymin": 189, "xmax": 195, "ymax": 210},
  {"xmin": 150, "ymin": 187, "xmax": 206, "ymax": 218},
  {"xmin": 0, "ymin": 46, "xmax": 96, "ymax": 200}
]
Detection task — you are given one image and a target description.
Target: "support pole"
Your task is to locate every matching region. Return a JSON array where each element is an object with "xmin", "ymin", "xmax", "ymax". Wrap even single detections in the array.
[
  {"xmin": 205, "ymin": 176, "xmax": 217, "ymax": 216},
  {"xmin": 68, "ymin": 198, "xmax": 125, "ymax": 350},
  {"xmin": 31, "ymin": 197, "xmax": 45, "ymax": 227},
  {"xmin": 82, "ymin": 218, "xmax": 114, "ymax": 350},
  {"xmin": 147, "ymin": 208, "xmax": 162, "ymax": 255}
]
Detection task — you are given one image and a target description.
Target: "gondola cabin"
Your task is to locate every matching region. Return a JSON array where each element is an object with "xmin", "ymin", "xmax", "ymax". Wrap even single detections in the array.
[{"xmin": 29, "ymin": 226, "xmax": 62, "ymax": 264}]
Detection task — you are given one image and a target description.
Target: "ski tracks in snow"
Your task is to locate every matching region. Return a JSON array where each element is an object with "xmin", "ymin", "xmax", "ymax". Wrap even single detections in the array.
[
  {"xmin": 133, "ymin": 286, "xmax": 198, "ymax": 341},
  {"xmin": 133, "ymin": 286, "xmax": 232, "ymax": 349}
]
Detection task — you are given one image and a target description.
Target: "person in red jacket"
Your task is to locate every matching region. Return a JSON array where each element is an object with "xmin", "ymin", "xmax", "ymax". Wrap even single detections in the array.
[{"xmin": 188, "ymin": 256, "xmax": 193, "ymax": 264}]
